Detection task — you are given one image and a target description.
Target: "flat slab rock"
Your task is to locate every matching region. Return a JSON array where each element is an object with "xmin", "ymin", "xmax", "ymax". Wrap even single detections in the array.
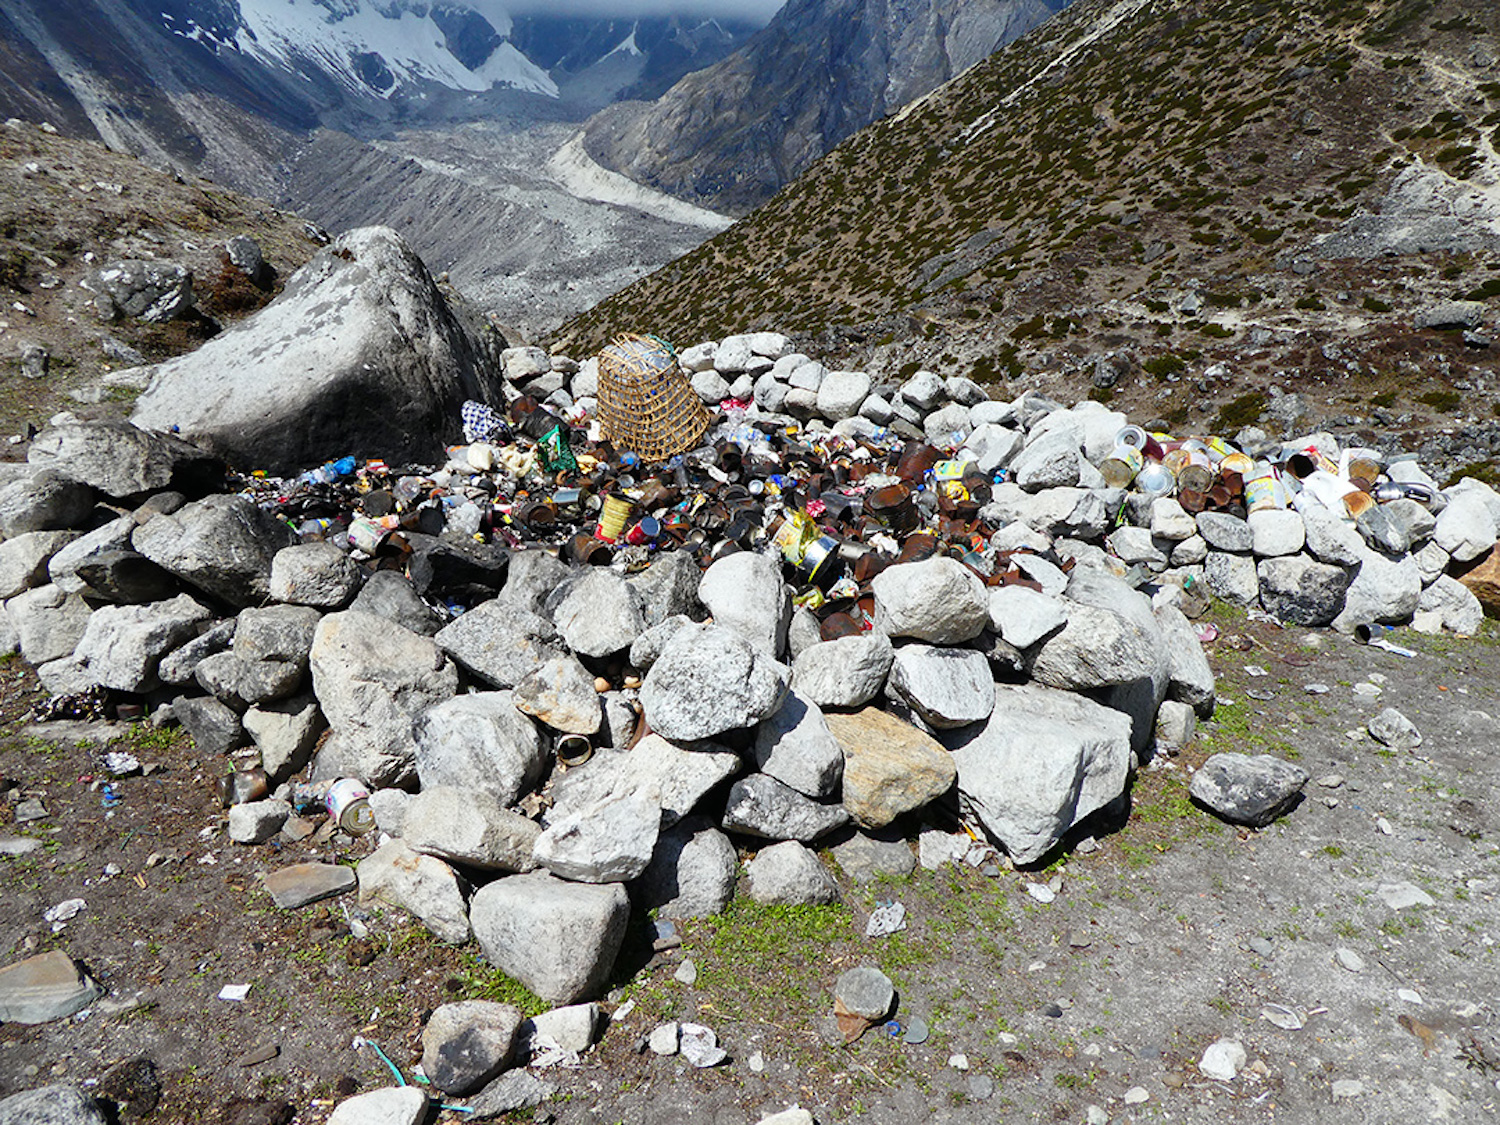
[
  {"xmin": 0, "ymin": 951, "xmax": 100, "ymax": 1024},
  {"xmin": 264, "ymin": 862, "xmax": 356, "ymax": 909}
]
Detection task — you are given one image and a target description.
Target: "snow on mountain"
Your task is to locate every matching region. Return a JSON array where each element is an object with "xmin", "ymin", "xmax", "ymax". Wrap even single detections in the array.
[{"xmin": 230, "ymin": 0, "xmax": 558, "ymax": 98}]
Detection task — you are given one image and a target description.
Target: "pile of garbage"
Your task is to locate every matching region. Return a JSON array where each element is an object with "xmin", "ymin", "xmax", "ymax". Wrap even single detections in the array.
[{"xmin": 1, "ymin": 330, "xmax": 1498, "ymax": 1102}]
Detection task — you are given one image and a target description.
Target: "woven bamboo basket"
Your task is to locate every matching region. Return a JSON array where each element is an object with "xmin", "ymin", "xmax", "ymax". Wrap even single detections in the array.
[{"xmin": 595, "ymin": 333, "xmax": 709, "ymax": 463}]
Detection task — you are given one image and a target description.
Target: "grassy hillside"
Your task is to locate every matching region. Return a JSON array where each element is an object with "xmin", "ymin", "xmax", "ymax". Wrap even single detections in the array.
[{"xmin": 557, "ymin": 0, "xmax": 1500, "ymax": 444}]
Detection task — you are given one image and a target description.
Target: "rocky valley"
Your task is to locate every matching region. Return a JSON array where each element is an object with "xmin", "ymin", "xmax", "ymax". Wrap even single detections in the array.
[{"xmin": 0, "ymin": 0, "xmax": 1497, "ymax": 1122}]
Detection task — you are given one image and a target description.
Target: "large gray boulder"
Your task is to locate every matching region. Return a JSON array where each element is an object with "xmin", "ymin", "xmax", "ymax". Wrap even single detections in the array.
[
  {"xmin": 26, "ymin": 421, "xmax": 222, "ymax": 500},
  {"xmin": 632, "ymin": 817, "xmax": 738, "ymax": 919},
  {"xmin": 0, "ymin": 470, "xmax": 96, "ymax": 538},
  {"xmin": 946, "ymin": 684, "xmax": 1133, "ymax": 865},
  {"xmin": 6, "ymin": 584, "xmax": 92, "ymax": 665},
  {"xmin": 0, "ymin": 531, "xmax": 81, "ymax": 600},
  {"xmin": 435, "ymin": 603, "xmax": 564, "ymax": 689},
  {"xmin": 88, "ymin": 258, "xmax": 193, "ymax": 321},
  {"xmin": 1256, "ymin": 556, "xmax": 1351, "ymax": 626},
  {"xmin": 722, "ymin": 773, "xmax": 849, "ymax": 841},
  {"xmin": 639, "ymin": 623, "xmax": 786, "ymax": 741},
  {"xmin": 469, "ymin": 873, "xmax": 630, "ymax": 1004},
  {"xmin": 745, "ymin": 841, "xmax": 840, "ymax": 905},
  {"xmin": 269, "ymin": 542, "xmax": 363, "ymax": 608},
  {"xmin": 697, "ymin": 551, "xmax": 791, "ymax": 657},
  {"xmin": 403, "ymin": 787, "xmax": 540, "ymax": 873},
  {"xmin": 47, "ymin": 518, "xmax": 133, "ymax": 595},
  {"xmin": 1331, "ymin": 550, "xmax": 1422, "ymax": 634},
  {"xmin": 72, "ymin": 594, "xmax": 211, "ymax": 692},
  {"xmin": 1154, "ymin": 603, "xmax": 1216, "ymax": 715},
  {"xmin": 309, "ymin": 611, "xmax": 459, "ymax": 787},
  {"xmin": 1189, "ymin": 753, "xmax": 1308, "ymax": 827},
  {"xmin": 790, "ymin": 632, "xmax": 893, "ymax": 708},
  {"xmin": 553, "ymin": 570, "xmax": 644, "ymax": 658},
  {"xmin": 872, "ymin": 557, "xmax": 988, "ymax": 643},
  {"xmin": 549, "ymin": 735, "xmax": 740, "ymax": 828},
  {"xmin": 626, "ymin": 550, "xmax": 702, "ymax": 629},
  {"xmin": 350, "ymin": 571, "xmax": 444, "ymax": 636},
  {"xmin": 0, "ymin": 1085, "xmax": 107, "ymax": 1124},
  {"xmin": 132, "ymin": 495, "xmax": 296, "ymax": 607},
  {"xmin": 413, "ymin": 692, "xmax": 546, "ymax": 807},
  {"xmin": 357, "ymin": 840, "xmax": 470, "ymax": 944},
  {"xmin": 533, "ymin": 789, "xmax": 660, "ymax": 883},
  {"xmin": 886, "ymin": 645, "xmax": 995, "ymax": 730},
  {"xmin": 421, "ymin": 1001, "xmax": 523, "ymax": 1097},
  {"xmin": 751, "ymin": 690, "xmax": 844, "ymax": 799},
  {"xmin": 132, "ymin": 226, "xmax": 502, "ymax": 474}
]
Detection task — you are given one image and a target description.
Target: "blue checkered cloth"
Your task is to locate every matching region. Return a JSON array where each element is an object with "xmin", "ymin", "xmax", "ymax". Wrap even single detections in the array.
[{"xmin": 462, "ymin": 400, "xmax": 508, "ymax": 444}]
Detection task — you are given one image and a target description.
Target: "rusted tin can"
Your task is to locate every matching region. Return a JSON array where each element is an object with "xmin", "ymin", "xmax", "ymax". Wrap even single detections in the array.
[
  {"xmin": 867, "ymin": 483, "xmax": 917, "ymax": 532},
  {"xmin": 219, "ymin": 767, "xmax": 269, "ymax": 808},
  {"xmin": 1176, "ymin": 441, "xmax": 1215, "ymax": 493},
  {"xmin": 325, "ymin": 778, "xmax": 375, "ymax": 834},
  {"xmin": 564, "ymin": 532, "xmax": 614, "ymax": 566}
]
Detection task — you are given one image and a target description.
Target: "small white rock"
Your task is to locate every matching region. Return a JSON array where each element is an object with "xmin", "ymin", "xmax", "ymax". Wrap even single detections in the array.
[
  {"xmin": 1025, "ymin": 882, "xmax": 1056, "ymax": 904},
  {"xmin": 647, "ymin": 1022, "xmax": 680, "ymax": 1055},
  {"xmin": 948, "ymin": 1053, "xmax": 970, "ymax": 1071},
  {"xmin": 674, "ymin": 959, "xmax": 698, "ymax": 986},
  {"xmin": 1198, "ymin": 1038, "xmax": 1247, "ymax": 1081},
  {"xmin": 1123, "ymin": 1086, "xmax": 1149, "ymax": 1104},
  {"xmin": 1336, "ymin": 948, "xmax": 1365, "ymax": 973},
  {"xmin": 1397, "ymin": 988, "xmax": 1423, "ymax": 1005}
]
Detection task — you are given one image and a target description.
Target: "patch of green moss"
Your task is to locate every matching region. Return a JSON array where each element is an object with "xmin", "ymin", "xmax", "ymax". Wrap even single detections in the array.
[{"xmin": 1214, "ymin": 392, "xmax": 1268, "ymax": 432}]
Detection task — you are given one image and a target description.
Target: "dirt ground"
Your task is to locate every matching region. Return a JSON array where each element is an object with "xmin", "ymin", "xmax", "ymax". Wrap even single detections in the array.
[{"xmin": 2, "ymin": 604, "xmax": 1498, "ymax": 1125}]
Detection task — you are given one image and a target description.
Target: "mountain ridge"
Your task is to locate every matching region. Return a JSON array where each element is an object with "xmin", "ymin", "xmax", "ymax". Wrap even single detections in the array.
[
  {"xmin": 582, "ymin": 0, "xmax": 1072, "ymax": 215},
  {"xmin": 557, "ymin": 0, "xmax": 1500, "ymax": 456}
]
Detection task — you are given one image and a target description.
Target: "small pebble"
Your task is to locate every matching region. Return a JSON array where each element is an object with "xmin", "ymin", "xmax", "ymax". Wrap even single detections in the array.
[
  {"xmin": 1085, "ymin": 1106, "xmax": 1109, "ymax": 1125},
  {"xmin": 1025, "ymin": 882, "xmax": 1055, "ymax": 904},
  {"xmin": 1247, "ymin": 936, "xmax": 1274, "ymax": 957},
  {"xmin": 1304, "ymin": 683, "xmax": 1330, "ymax": 694},
  {"xmin": 1041, "ymin": 1003, "xmax": 1064, "ymax": 1018},
  {"xmin": 948, "ymin": 1053, "xmax": 969, "ymax": 1071},
  {"xmin": 748, "ymin": 1051, "xmax": 765, "ymax": 1072},
  {"xmin": 1124, "ymin": 1086, "xmax": 1149, "ymax": 1104},
  {"xmin": 1331, "ymin": 1078, "xmax": 1365, "ymax": 1100},
  {"xmin": 967, "ymin": 1075, "xmax": 994, "ymax": 1101},
  {"xmin": 1398, "ymin": 988, "xmax": 1422, "ymax": 1005},
  {"xmin": 1376, "ymin": 817, "xmax": 1393, "ymax": 836},
  {"xmin": 674, "ymin": 959, "xmax": 698, "ymax": 986},
  {"xmin": 1317, "ymin": 774, "xmax": 1345, "ymax": 788}
]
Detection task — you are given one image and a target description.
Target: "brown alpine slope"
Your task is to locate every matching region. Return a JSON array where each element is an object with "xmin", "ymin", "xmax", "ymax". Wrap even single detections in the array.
[{"xmin": 559, "ymin": 0, "xmax": 1500, "ymax": 472}]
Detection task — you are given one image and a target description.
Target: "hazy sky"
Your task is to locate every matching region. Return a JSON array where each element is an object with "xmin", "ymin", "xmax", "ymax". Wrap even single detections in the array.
[{"xmin": 501, "ymin": 0, "xmax": 786, "ymax": 22}]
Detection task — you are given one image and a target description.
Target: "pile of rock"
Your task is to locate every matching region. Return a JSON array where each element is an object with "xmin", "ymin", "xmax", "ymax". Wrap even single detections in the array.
[
  {"xmin": 0, "ymin": 415, "xmax": 1225, "ymax": 1012},
  {"xmin": 498, "ymin": 332, "xmax": 994, "ymax": 448},
  {"xmin": 2, "ymin": 231, "xmax": 1496, "ymax": 1099}
]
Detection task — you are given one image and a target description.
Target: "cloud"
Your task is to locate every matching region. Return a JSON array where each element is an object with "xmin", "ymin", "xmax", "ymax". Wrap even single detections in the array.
[{"xmin": 499, "ymin": 0, "xmax": 785, "ymax": 24}]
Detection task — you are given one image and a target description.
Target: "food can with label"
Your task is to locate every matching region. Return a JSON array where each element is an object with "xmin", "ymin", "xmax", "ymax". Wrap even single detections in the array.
[{"xmin": 325, "ymin": 778, "xmax": 375, "ymax": 835}]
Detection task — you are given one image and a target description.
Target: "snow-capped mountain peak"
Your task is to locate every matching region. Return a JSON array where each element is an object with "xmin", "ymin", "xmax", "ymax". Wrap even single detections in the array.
[{"xmin": 230, "ymin": 0, "xmax": 556, "ymax": 98}]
